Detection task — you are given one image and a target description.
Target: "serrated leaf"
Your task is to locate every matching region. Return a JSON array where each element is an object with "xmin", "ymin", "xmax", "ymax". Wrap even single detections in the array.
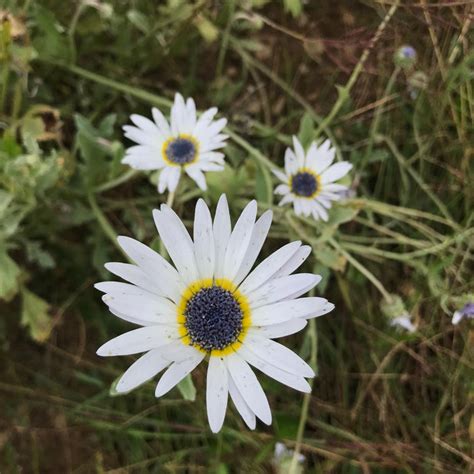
[{"xmin": 20, "ymin": 287, "xmax": 52, "ymax": 342}]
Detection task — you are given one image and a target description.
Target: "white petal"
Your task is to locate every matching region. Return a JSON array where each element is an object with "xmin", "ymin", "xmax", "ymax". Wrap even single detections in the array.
[
  {"xmin": 101, "ymin": 292, "xmax": 176, "ymax": 325},
  {"xmin": 323, "ymin": 183, "xmax": 348, "ymax": 192},
  {"xmin": 153, "ymin": 207, "xmax": 199, "ymax": 284},
  {"xmin": 186, "ymin": 97, "xmax": 197, "ymax": 129},
  {"xmin": 167, "ymin": 167, "xmax": 181, "ymax": 192},
  {"xmin": 272, "ymin": 246, "xmax": 311, "ymax": 278},
  {"xmin": 170, "ymin": 93, "xmax": 186, "ymax": 135},
  {"xmin": 116, "ymin": 236, "xmax": 184, "ymax": 303},
  {"xmin": 247, "ymin": 274, "xmax": 321, "ymax": 308},
  {"xmin": 284, "ymin": 148, "xmax": 298, "ymax": 175},
  {"xmin": 223, "ymin": 200, "xmax": 257, "ymax": 281},
  {"xmin": 115, "ymin": 349, "xmax": 171, "ymax": 393},
  {"xmin": 272, "ymin": 168, "xmax": 288, "ymax": 183},
  {"xmin": 251, "ymin": 297, "xmax": 332, "ymax": 325},
  {"xmin": 233, "ymin": 210, "xmax": 273, "ymax": 286},
  {"xmin": 226, "ymin": 353, "xmax": 271, "ymax": 425},
  {"xmin": 122, "ymin": 153, "xmax": 163, "ymax": 170},
  {"xmin": 130, "ymin": 114, "xmax": 161, "ymax": 136},
  {"xmin": 158, "ymin": 167, "xmax": 172, "ymax": 193},
  {"xmin": 193, "ymin": 107, "xmax": 218, "ymax": 137},
  {"xmin": 123, "ymin": 125, "xmax": 159, "ymax": 147},
  {"xmin": 320, "ymin": 162, "xmax": 353, "ymax": 184},
  {"xmin": 107, "ymin": 306, "xmax": 152, "ymax": 326},
  {"xmin": 97, "ymin": 326, "xmax": 179, "ymax": 356},
  {"xmin": 207, "ymin": 357, "xmax": 229, "ymax": 433},
  {"xmin": 152, "ymin": 107, "xmax": 171, "ymax": 136},
  {"xmin": 243, "ymin": 334, "xmax": 314, "ymax": 378},
  {"xmin": 275, "ymin": 184, "xmax": 290, "ymax": 195},
  {"xmin": 292, "ymin": 136, "xmax": 306, "ymax": 167},
  {"xmin": 294, "ymin": 199, "xmax": 303, "ymax": 216},
  {"xmin": 193, "ymin": 199, "xmax": 215, "ymax": 279},
  {"xmin": 213, "ymin": 195, "xmax": 232, "ymax": 279},
  {"xmin": 308, "ymin": 140, "xmax": 336, "ymax": 174},
  {"xmin": 312, "ymin": 200, "xmax": 329, "ymax": 221},
  {"xmin": 104, "ymin": 262, "xmax": 159, "ymax": 295},
  {"xmin": 239, "ymin": 241, "xmax": 301, "ymax": 295},
  {"xmin": 279, "ymin": 194, "xmax": 294, "ymax": 207},
  {"xmin": 228, "ymin": 376, "xmax": 256, "ymax": 429},
  {"xmin": 155, "ymin": 352, "xmax": 205, "ymax": 397},
  {"xmin": 452, "ymin": 311, "xmax": 463, "ymax": 325},
  {"xmin": 185, "ymin": 166, "xmax": 207, "ymax": 190},
  {"xmin": 249, "ymin": 319, "xmax": 308, "ymax": 339},
  {"xmin": 239, "ymin": 344, "xmax": 311, "ymax": 392}
]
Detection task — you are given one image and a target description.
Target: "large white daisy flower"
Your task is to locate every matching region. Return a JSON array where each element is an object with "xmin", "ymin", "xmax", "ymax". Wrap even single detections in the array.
[
  {"xmin": 122, "ymin": 93, "xmax": 228, "ymax": 193},
  {"xmin": 96, "ymin": 195, "xmax": 334, "ymax": 433},
  {"xmin": 273, "ymin": 137, "xmax": 353, "ymax": 221}
]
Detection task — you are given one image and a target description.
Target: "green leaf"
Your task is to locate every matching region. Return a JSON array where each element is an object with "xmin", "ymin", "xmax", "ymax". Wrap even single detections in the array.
[
  {"xmin": 0, "ymin": 247, "xmax": 21, "ymax": 301},
  {"xmin": 326, "ymin": 205, "xmax": 359, "ymax": 227},
  {"xmin": 255, "ymin": 163, "xmax": 273, "ymax": 206},
  {"xmin": 20, "ymin": 287, "xmax": 52, "ymax": 343},
  {"xmin": 297, "ymin": 113, "xmax": 314, "ymax": 149},
  {"xmin": 315, "ymin": 244, "xmax": 347, "ymax": 271},
  {"xmin": 194, "ymin": 14, "xmax": 219, "ymax": 43},
  {"xmin": 283, "ymin": 0, "xmax": 302, "ymax": 17},
  {"xmin": 127, "ymin": 9, "xmax": 151, "ymax": 34},
  {"xmin": 177, "ymin": 373, "xmax": 196, "ymax": 401}
]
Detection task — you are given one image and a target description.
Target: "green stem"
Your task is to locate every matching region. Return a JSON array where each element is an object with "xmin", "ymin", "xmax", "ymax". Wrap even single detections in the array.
[
  {"xmin": 329, "ymin": 237, "xmax": 392, "ymax": 302},
  {"xmin": 94, "ymin": 169, "xmax": 138, "ymax": 193},
  {"xmin": 289, "ymin": 318, "xmax": 318, "ymax": 473},
  {"xmin": 87, "ymin": 192, "xmax": 127, "ymax": 259}
]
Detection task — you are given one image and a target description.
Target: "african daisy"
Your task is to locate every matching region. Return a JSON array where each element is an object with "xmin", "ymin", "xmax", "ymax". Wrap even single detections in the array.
[
  {"xmin": 273, "ymin": 136, "xmax": 353, "ymax": 221},
  {"xmin": 122, "ymin": 93, "xmax": 228, "ymax": 193},
  {"xmin": 96, "ymin": 195, "xmax": 334, "ymax": 433}
]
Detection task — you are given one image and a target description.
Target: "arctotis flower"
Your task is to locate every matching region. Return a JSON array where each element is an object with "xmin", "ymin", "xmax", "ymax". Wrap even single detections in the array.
[
  {"xmin": 122, "ymin": 93, "xmax": 228, "ymax": 193},
  {"xmin": 96, "ymin": 195, "xmax": 334, "ymax": 433},
  {"xmin": 273, "ymin": 137, "xmax": 352, "ymax": 221}
]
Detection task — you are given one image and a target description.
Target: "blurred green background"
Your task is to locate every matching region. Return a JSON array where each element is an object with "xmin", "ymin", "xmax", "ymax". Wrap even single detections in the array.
[{"xmin": 0, "ymin": 0, "xmax": 472, "ymax": 472}]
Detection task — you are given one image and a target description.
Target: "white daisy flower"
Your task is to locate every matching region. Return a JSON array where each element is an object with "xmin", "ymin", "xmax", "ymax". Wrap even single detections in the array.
[
  {"xmin": 122, "ymin": 93, "xmax": 228, "ymax": 193},
  {"xmin": 96, "ymin": 195, "xmax": 334, "ymax": 433},
  {"xmin": 273, "ymin": 136, "xmax": 353, "ymax": 221}
]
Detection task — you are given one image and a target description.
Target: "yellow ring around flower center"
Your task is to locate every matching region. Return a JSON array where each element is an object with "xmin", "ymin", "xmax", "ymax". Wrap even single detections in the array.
[
  {"xmin": 177, "ymin": 278, "xmax": 251, "ymax": 357},
  {"xmin": 289, "ymin": 168, "xmax": 321, "ymax": 199},
  {"xmin": 162, "ymin": 134, "xmax": 200, "ymax": 167}
]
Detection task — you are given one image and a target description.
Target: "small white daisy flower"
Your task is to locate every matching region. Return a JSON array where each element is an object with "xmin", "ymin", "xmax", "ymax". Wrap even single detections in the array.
[
  {"xmin": 122, "ymin": 93, "xmax": 228, "ymax": 193},
  {"xmin": 273, "ymin": 136, "xmax": 353, "ymax": 221},
  {"xmin": 96, "ymin": 195, "xmax": 334, "ymax": 433}
]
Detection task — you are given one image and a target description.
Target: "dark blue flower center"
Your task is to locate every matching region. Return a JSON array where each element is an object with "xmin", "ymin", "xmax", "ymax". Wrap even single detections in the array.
[
  {"xmin": 165, "ymin": 137, "xmax": 196, "ymax": 165},
  {"xmin": 291, "ymin": 171, "xmax": 318, "ymax": 197},
  {"xmin": 184, "ymin": 286, "xmax": 243, "ymax": 352}
]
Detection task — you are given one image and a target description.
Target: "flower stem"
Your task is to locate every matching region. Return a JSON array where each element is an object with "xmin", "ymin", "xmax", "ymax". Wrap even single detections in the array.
[
  {"xmin": 87, "ymin": 192, "xmax": 128, "ymax": 260},
  {"xmin": 289, "ymin": 318, "xmax": 318, "ymax": 474}
]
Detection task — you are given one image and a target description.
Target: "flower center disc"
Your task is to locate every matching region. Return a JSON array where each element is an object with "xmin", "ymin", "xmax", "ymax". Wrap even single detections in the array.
[
  {"xmin": 165, "ymin": 137, "xmax": 197, "ymax": 165},
  {"xmin": 184, "ymin": 286, "xmax": 243, "ymax": 352},
  {"xmin": 291, "ymin": 171, "xmax": 318, "ymax": 197}
]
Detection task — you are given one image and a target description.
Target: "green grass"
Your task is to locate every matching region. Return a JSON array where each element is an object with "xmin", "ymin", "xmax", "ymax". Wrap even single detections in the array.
[{"xmin": 0, "ymin": 1, "xmax": 472, "ymax": 472}]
